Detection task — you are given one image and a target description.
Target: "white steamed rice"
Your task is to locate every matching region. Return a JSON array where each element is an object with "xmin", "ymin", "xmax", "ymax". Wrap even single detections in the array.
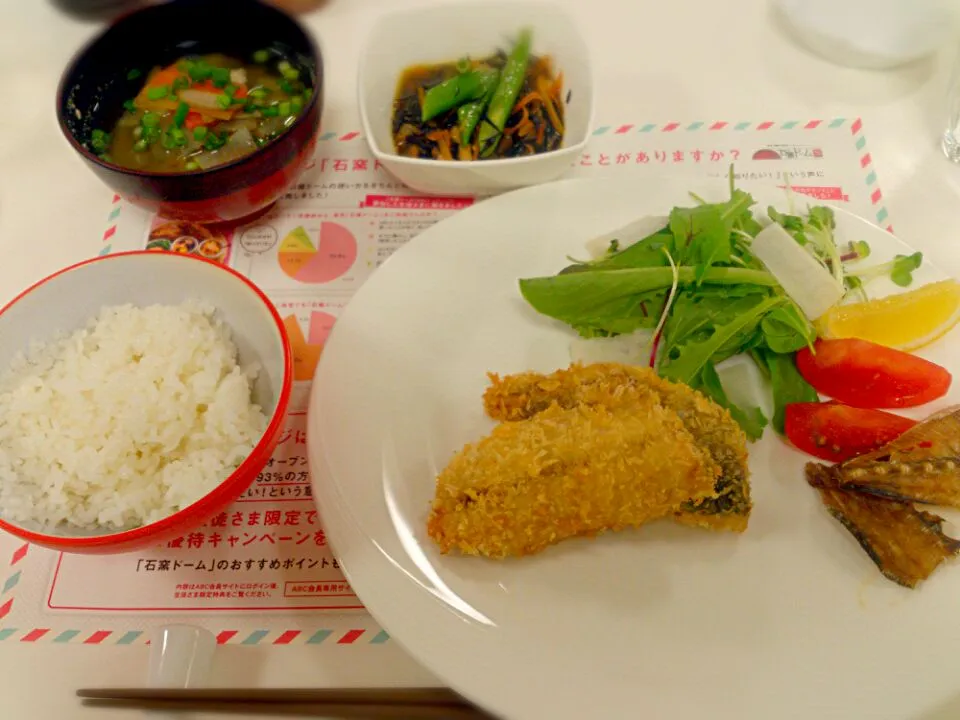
[{"xmin": 0, "ymin": 301, "xmax": 268, "ymax": 532}]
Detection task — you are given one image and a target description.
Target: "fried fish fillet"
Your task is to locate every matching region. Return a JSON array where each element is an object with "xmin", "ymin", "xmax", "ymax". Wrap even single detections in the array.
[
  {"xmin": 806, "ymin": 463, "xmax": 960, "ymax": 589},
  {"xmin": 483, "ymin": 362, "xmax": 752, "ymax": 532},
  {"xmin": 427, "ymin": 400, "xmax": 720, "ymax": 558}
]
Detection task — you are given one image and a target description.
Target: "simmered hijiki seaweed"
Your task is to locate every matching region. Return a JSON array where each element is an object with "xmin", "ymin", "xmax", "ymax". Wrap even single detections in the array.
[{"xmin": 391, "ymin": 29, "xmax": 565, "ymax": 162}]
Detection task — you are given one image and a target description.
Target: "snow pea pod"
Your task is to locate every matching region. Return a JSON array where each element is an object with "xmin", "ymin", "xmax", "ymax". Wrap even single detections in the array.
[
  {"xmin": 477, "ymin": 28, "xmax": 532, "ymax": 158},
  {"xmin": 456, "ymin": 69, "xmax": 500, "ymax": 150},
  {"xmin": 421, "ymin": 69, "xmax": 499, "ymax": 122}
]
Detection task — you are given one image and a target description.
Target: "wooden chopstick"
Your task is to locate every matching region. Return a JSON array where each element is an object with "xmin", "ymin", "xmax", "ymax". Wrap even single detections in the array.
[
  {"xmin": 76, "ymin": 688, "xmax": 497, "ymax": 719},
  {"xmin": 77, "ymin": 688, "xmax": 466, "ymax": 704},
  {"xmin": 79, "ymin": 699, "xmax": 488, "ymax": 718}
]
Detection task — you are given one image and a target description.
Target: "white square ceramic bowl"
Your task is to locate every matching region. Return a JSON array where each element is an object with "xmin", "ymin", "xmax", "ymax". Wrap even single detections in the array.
[{"xmin": 358, "ymin": 0, "xmax": 594, "ymax": 196}]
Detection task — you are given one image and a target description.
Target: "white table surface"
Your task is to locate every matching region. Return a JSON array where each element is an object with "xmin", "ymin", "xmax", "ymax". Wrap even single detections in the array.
[{"xmin": 3, "ymin": 0, "xmax": 960, "ymax": 717}]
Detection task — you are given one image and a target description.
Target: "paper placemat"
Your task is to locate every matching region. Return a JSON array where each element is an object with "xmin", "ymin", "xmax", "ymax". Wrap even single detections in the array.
[{"xmin": 0, "ymin": 117, "xmax": 888, "ymax": 648}]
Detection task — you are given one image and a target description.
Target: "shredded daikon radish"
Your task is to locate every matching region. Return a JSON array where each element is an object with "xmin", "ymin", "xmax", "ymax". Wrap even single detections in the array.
[{"xmin": 751, "ymin": 223, "xmax": 844, "ymax": 320}]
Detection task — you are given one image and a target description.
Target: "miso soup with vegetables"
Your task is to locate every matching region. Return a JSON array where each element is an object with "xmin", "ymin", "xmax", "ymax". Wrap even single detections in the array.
[
  {"xmin": 391, "ymin": 28, "xmax": 565, "ymax": 161},
  {"xmin": 91, "ymin": 50, "xmax": 312, "ymax": 173}
]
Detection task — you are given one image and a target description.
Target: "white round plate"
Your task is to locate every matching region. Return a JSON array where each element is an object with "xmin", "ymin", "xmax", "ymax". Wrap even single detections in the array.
[{"xmin": 308, "ymin": 177, "xmax": 959, "ymax": 720}]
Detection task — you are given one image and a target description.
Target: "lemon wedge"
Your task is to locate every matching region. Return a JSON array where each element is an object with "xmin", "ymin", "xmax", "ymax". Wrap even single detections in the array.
[{"xmin": 816, "ymin": 279, "xmax": 960, "ymax": 351}]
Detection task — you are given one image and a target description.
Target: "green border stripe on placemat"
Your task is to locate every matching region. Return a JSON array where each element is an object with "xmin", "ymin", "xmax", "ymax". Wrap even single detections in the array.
[
  {"xmin": 241, "ymin": 630, "xmax": 269, "ymax": 645},
  {"xmin": 116, "ymin": 631, "xmax": 143, "ymax": 645},
  {"xmin": 306, "ymin": 630, "xmax": 333, "ymax": 644}
]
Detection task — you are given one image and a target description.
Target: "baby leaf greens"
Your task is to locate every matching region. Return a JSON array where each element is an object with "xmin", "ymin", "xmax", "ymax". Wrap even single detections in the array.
[
  {"xmin": 518, "ymin": 178, "xmax": 928, "ymax": 440},
  {"xmin": 517, "ymin": 181, "xmax": 826, "ymax": 441}
]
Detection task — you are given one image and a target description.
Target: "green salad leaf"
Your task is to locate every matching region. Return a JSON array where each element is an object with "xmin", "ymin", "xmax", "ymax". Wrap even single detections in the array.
[
  {"xmin": 515, "ymin": 176, "xmax": 894, "ymax": 440},
  {"xmin": 752, "ymin": 348, "xmax": 819, "ymax": 434},
  {"xmin": 698, "ymin": 362, "xmax": 768, "ymax": 441},
  {"xmin": 562, "ymin": 230, "xmax": 674, "ymax": 274},
  {"xmin": 759, "ymin": 304, "xmax": 816, "ymax": 354},
  {"xmin": 668, "ymin": 205, "xmax": 732, "ymax": 280},
  {"xmin": 659, "ymin": 294, "xmax": 782, "ymax": 386},
  {"xmin": 518, "ymin": 266, "xmax": 777, "ymax": 338}
]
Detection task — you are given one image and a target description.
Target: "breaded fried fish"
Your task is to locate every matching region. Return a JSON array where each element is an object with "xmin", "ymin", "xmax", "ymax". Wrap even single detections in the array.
[
  {"xmin": 483, "ymin": 362, "xmax": 752, "ymax": 532},
  {"xmin": 427, "ymin": 400, "xmax": 720, "ymax": 558}
]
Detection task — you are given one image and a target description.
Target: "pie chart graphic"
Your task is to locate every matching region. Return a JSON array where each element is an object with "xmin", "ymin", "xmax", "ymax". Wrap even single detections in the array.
[
  {"xmin": 308, "ymin": 311, "xmax": 337, "ymax": 346},
  {"xmin": 278, "ymin": 223, "xmax": 357, "ymax": 284}
]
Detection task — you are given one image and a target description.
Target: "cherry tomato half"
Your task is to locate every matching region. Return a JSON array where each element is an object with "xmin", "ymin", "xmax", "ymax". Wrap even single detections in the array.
[
  {"xmin": 796, "ymin": 338, "xmax": 951, "ymax": 408},
  {"xmin": 784, "ymin": 401, "xmax": 918, "ymax": 463}
]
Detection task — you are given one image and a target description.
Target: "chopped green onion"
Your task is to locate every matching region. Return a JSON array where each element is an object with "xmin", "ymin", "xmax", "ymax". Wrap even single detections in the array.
[
  {"xmin": 161, "ymin": 128, "xmax": 187, "ymax": 150},
  {"xmin": 279, "ymin": 79, "xmax": 294, "ymax": 94},
  {"xmin": 253, "ymin": 49, "xmax": 270, "ymax": 64},
  {"xmin": 262, "ymin": 104, "xmax": 280, "ymax": 117},
  {"xmin": 163, "ymin": 128, "xmax": 187, "ymax": 149},
  {"xmin": 211, "ymin": 67, "xmax": 230, "ymax": 88},
  {"xmin": 126, "ymin": 68, "xmax": 142, "ymax": 80},
  {"xmin": 142, "ymin": 125, "xmax": 161, "ymax": 142},
  {"xmin": 133, "ymin": 139, "xmax": 148, "ymax": 152},
  {"xmin": 185, "ymin": 160, "xmax": 200, "ymax": 171},
  {"xmin": 172, "ymin": 76, "xmax": 190, "ymax": 92},
  {"xmin": 146, "ymin": 85, "xmax": 169, "ymax": 101},
  {"xmin": 188, "ymin": 61, "xmax": 212, "ymax": 82},
  {"xmin": 249, "ymin": 87, "xmax": 268, "ymax": 99},
  {"xmin": 243, "ymin": 101, "xmax": 257, "ymax": 113},
  {"xmin": 193, "ymin": 126, "xmax": 208, "ymax": 141},
  {"xmin": 216, "ymin": 93, "xmax": 232, "ymax": 109},
  {"xmin": 123, "ymin": 99, "xmax": 137, "ymax": 112},
  {"xmin": 142, "ymin": 112, "xmax": 160, "ymax": 127},
  {"xmin": 203, "ymin": 132, "xmax": 227, "ymax": 150},
  {"xmin": 173, "ymin": 101, "xmax": 189, "ymax": 128},
  {"xmin": 224, "ymin": 84, "xmax": 237, "ymax": 97},
  {"xmin": 90, "ymin": 128, "xmax": 111, "ymax": 154},
  {"xmin": 278, "ymin": 101, "xmax": 291, "ymax": 116},
  {"xmin": 277, "ymin": 60, "xmax": 298, "ymax": 81},
  {"xmin": 99, "ymin": 153, "xmax": 112, "ymax": 163},
  {"xmin": 290, "ymin": 97, "xmax": 303, "ymax": 113},
  {"xmin": 303, "ymin": 88, "xmax": 313, "ymax": 102}
]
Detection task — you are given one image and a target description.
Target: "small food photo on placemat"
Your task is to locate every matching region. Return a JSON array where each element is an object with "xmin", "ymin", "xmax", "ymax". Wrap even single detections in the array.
[{"xmin": 146, "ymin": 219, "xmax": 232, "ymax": 264}]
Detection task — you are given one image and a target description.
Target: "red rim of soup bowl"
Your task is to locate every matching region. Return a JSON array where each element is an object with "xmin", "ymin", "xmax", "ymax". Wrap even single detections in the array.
[{"xmin": 0, "ymin": 251, "xmax": 294, "ymax": 554}]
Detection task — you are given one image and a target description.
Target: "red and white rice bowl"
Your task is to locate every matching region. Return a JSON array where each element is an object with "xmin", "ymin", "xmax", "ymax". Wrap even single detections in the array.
[{"xmin": 0, "ymin": 252, "xmax": 292, "ymax": 554}]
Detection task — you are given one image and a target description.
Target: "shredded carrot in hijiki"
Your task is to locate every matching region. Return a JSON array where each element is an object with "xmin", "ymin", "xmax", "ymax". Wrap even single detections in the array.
[
  {"xmin": 552, "ymin": 71, "xmax": 564, "ymax": 100},
  {"xmin": 514, "ymin": 91, "xmax": 542, "ymax": 111},
  {"xmin": 427, "ymin": 129, "xmax": 453, "ymax": 160},
  {"xmin": 504, "ymin": 105, "xmax": 530, "ymax": 136},
  {"xmin": 537, "ymin": 75, "xmax": 564, "ymax": 135}
]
